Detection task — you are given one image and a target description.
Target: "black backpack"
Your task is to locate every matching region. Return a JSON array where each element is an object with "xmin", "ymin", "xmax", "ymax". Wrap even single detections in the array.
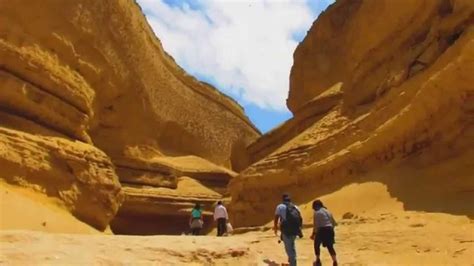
[{"xmin": 281, "ymin": 203, "xmax": 302, "ymax": 236}]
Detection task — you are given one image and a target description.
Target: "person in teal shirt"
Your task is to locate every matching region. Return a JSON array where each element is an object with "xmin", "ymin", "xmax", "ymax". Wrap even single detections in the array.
[{"xmin": 189, "ymin": 203, "xmax": 203, "ymax": 235}]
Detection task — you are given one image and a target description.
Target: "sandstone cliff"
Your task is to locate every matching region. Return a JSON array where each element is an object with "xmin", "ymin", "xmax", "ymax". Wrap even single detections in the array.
[
  {"xmin": 230, "ymin": 0, "xmax": 474, "ymax": 227},
  {"xmin": 0, "ymin": 0, "xmax": 259, "ymax": 232}
]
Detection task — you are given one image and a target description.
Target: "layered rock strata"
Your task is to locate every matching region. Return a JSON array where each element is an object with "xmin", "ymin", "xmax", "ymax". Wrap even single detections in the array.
[
  {"xmin": 0, "ymin": 127, "xmax": 122, "ymax": 230},
  {"xmin": 111, "ymin": 156, "xmax": 236, "ymax": 234},
  {"xmin": 1, "ymin": 0, "xmax": 259, "ymax": 232},
  {"xmin": 246, "ymin": 83, "xmax": 342, "ymax": 164},
  {"xmin": 230, "ymin": 0, "xmax": 474, "ymax": 227}
]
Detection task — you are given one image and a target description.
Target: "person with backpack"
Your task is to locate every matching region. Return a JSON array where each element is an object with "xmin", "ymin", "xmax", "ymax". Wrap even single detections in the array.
[
  {"xmin": 189, "ymin": 203, "xmax": 203, "ymax": 235},
  {"xmin": 213, "ymin": 201, "xmax": 229, "ymax": 236},
  {"xmin": 311, "ymin": 200, "xmax": 338, "ymax": 266},
  {"xmin": 273, "ymin": 193, "xmax": 303, "ymax": 266}
]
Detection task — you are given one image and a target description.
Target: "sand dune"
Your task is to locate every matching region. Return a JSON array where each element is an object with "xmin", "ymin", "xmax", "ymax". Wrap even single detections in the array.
[{"xmin": 0, "ymin": 182, "xmax": 99, "ymax": 234}]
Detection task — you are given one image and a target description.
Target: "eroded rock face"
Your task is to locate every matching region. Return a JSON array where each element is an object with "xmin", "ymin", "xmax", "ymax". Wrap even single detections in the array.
[
  {"xmin": 230, "ymin": 0, "xmax": 474, "ymax": 227},
  {"xmin": 0, "ymin": 127, "xmax": 122, "ymax": 230},
  {"xmin": 288, "ymin": 0, "xmax": 473, "ymax": 112},
  {"xmin": 110, "ymin": 156, "xmax": 236, "ymax": 235},
  {"xmin": 1, "ymin": 0, "xmax": 259, "ymax": 168},
  {"xmin": 0, "ymin": 0, "xmax": 259, "ymax": 232}
]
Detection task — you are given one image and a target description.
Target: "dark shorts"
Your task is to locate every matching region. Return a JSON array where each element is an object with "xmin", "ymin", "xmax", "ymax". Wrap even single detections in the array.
[{"xmin": 315, "ymin": 226, "xmax": 335, "ymax": 247}]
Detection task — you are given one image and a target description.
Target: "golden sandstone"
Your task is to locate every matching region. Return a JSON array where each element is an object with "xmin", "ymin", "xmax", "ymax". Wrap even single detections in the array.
[
  {"xmin": 230, "ymin": 0, "xmax": 474, "ymax": 227},
  {"xmin": 0, "ymin": 0, "xmax": 259, "ymax": 233},
  {"xmin": 0, "ymin": 0, "xmax": 473, "ymax": 264}
]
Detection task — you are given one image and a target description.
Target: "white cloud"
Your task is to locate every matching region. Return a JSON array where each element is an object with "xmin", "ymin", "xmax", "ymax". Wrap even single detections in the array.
[{"xmin": 137, "ymin": 0, "xmax": 318, "ymax": 111}]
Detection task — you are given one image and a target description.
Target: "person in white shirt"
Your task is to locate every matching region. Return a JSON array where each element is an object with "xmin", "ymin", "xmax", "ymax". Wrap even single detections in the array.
[{"xmin": 214, "ymin": 201, "xmax": 228, "ymax": 236}]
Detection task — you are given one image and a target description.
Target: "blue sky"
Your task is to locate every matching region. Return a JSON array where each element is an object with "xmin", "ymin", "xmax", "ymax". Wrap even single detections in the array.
[{"xmin": 137, "ymin": 0, "xmax": 333, "ymax": 133}]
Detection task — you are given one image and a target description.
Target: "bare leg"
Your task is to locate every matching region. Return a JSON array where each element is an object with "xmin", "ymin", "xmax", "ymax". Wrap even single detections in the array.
[
  {"xmin": 313, "ymin": 239, "xmax": 321, "ymax": 265},
  {"xmin": 327, "ymin": 245, "xmax": 337, "ymax": 265}
]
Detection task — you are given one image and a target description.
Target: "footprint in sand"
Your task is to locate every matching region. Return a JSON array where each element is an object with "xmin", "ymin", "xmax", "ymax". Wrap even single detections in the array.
[
  {"xmin": 262, "ymin": 259, "xmax": 282, "ymax": 266},
  {"xmin": 456, "ymin": 239, "xmax": 474, "ymax": 244},
  {"xmin": 453, "ymin": 248, "xmax": 466, "ymax": 257},
  {"xmin": 409, "ymin": 223, "xmax": 425, "ymax": 228}
]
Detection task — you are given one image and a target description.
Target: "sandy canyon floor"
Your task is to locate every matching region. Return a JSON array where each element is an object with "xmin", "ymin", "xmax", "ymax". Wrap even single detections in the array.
[
  {"xmin": 1, "ymin": 211, "xmax": 473, "ymax": 266},
  {"xmin": 1, "ymin": 180, "xmax": 473, "ymax": 265}
]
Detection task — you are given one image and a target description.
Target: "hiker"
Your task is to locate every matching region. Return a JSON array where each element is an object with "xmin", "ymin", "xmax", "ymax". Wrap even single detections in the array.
[
  {"xmin": 311, "ymin": 200, "xmax": 338, "ymax": 266},
  {"xmin": 213, "ymin": 201, "xmax": 229, "ymax": 236},
  {"xmin": 274, "ymin": 194, "xmax": 303, "ymax": 266},
  {"xmin": 189, "ymin": 203, "xmax": 203, "ymax": 235}
]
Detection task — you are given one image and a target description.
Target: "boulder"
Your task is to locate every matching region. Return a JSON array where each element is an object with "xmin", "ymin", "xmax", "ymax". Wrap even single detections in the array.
[{"xmin": 0, "ymin": 127, "xmax": 123, "ymax": 230}]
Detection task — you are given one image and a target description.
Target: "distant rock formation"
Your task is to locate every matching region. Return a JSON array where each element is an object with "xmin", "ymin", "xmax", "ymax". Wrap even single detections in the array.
[
  {"xmin": 111, "ymin": 155, "xmax": 237, "ymax": 234},
  {"xmin": 230, "ymin": 0, "xmax": 474, "ymax": 227},
  {"xmin": 0, "ymin": 0, "xmax": 259, "ymax": 232}
]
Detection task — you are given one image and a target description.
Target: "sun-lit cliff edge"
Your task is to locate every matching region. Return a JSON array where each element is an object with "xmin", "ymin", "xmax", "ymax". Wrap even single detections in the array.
[
  {"xmin": 0, "ymin": 0, "xmax": 259, "ymax": 233},
  {"xmin": 230, "ymin": 0, "xmax": 474, "ymax": 227}
]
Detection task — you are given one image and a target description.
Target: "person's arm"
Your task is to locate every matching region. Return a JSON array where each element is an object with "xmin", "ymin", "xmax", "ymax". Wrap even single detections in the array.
[
  {"xmin": 273, "ymin": 215, "xmax": 280, "ymax": 235},
  {"xmin": 311, "ymin": 213, "xmax": 317, "ymax": 239},
  {"xmin": 329, "ymin": 212, "xmax": 337, "ymax": 227},
  {"xmin": 224, "ymin": 207, "xmax": 229, "ymax": 220}
]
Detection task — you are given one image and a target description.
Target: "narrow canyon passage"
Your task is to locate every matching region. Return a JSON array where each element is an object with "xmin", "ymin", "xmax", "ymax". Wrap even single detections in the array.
[{"xmin": 1, "ymin": 0, "xmax": 473, "ymax": 265}]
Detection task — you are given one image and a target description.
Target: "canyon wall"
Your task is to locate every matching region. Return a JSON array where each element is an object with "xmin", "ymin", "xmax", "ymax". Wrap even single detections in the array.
[
  {"xmin": 230, "ymin": 0, "xmax": 474, "ymax": 226},
  {"xmin": 0, "ymin": 0, "xmax": 259, "ymax": 233}
]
